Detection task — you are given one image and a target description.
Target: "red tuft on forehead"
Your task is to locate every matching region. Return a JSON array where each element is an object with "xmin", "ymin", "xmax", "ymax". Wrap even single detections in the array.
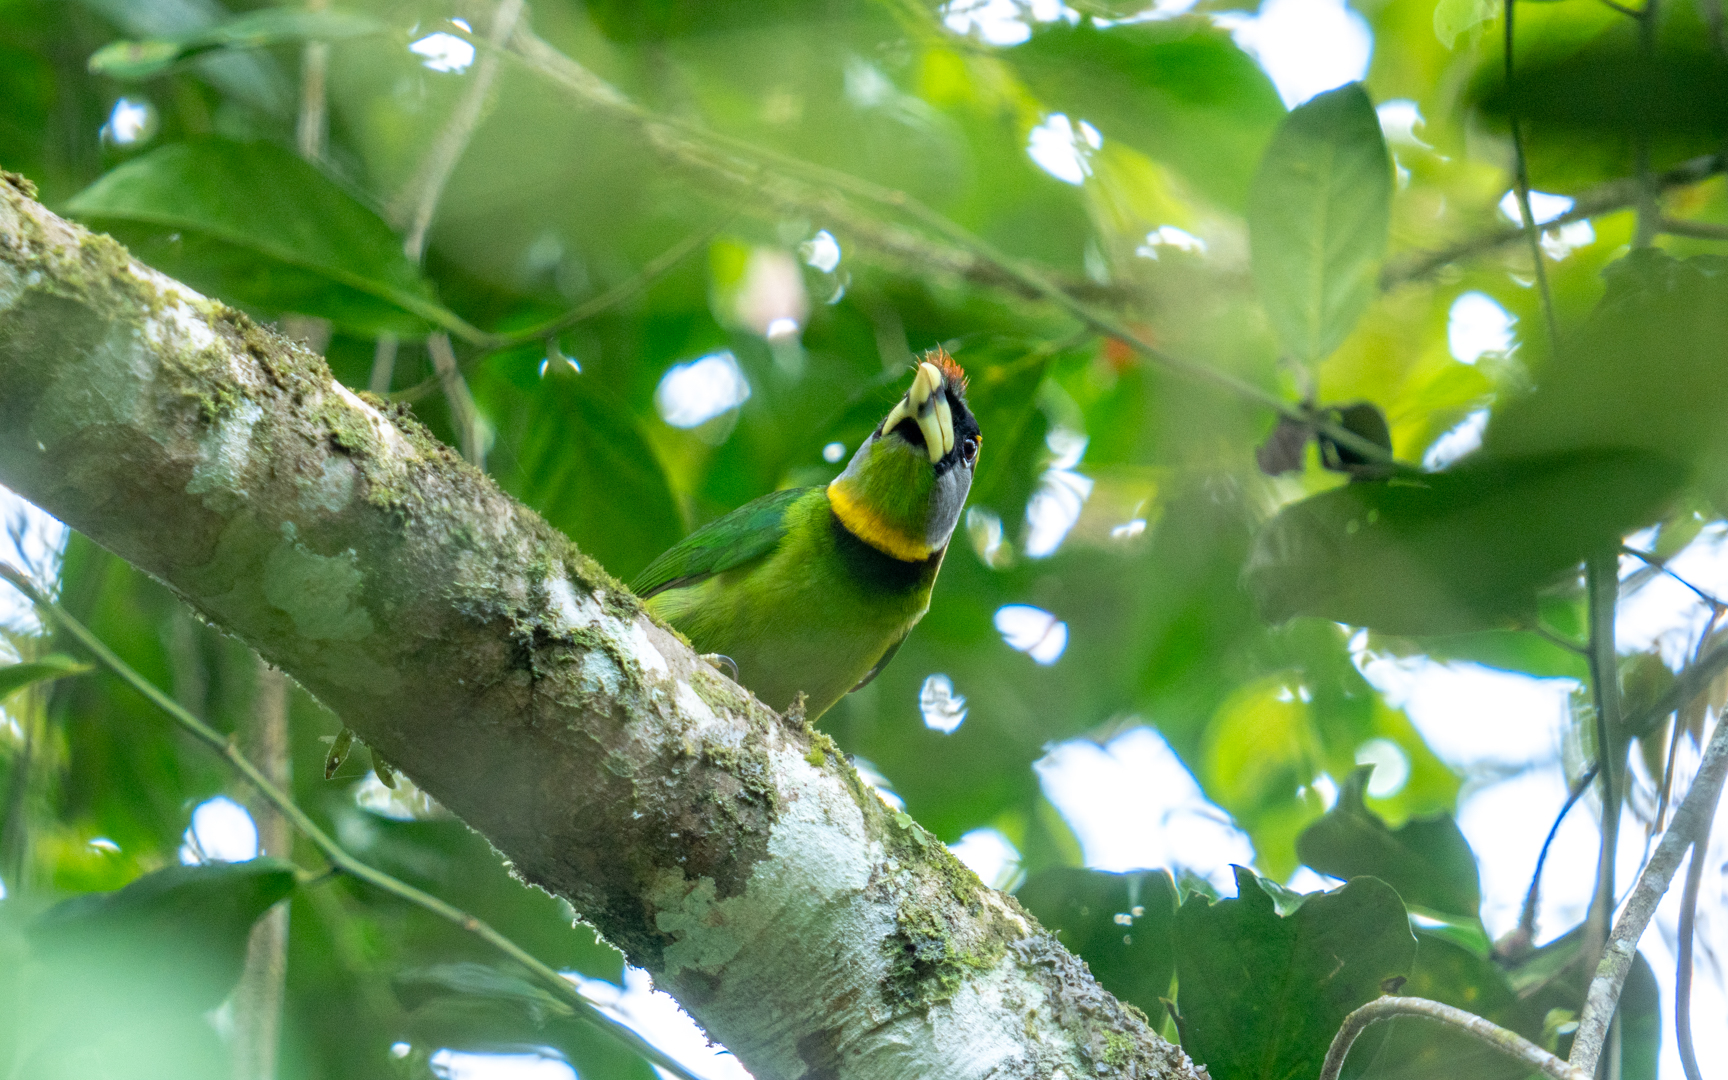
[{"xmin": 923, "ymin": 346, "xmax": 968, "ymax": 393}]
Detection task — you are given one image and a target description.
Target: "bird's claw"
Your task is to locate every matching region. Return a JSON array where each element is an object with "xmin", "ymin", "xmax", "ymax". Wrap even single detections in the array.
[{"xmin": 701, "ymin": 653, "xmax": 740, "ymax": 680}]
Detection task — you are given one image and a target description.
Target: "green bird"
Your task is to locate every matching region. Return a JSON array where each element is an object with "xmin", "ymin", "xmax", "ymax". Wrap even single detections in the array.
[{"xmin": 633, "ymin": 349, "xmax": 981, "ymax": 720}]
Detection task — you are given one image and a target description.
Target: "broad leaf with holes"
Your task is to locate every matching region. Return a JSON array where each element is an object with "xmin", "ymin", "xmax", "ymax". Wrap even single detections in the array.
[{"xmin": 1174, "ymin": 867, "xmax": 1415, "ymax": 1080}]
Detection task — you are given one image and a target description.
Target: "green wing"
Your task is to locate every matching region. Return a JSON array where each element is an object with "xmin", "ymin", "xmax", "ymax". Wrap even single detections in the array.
[{"xmin": 631, "ymin": 487, "xmax": 814, "ymax": 599}]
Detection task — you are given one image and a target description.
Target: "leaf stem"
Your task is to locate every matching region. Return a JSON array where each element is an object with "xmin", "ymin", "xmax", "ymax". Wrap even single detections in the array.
[
  {"xmin": 0, "ymin": 564, "xmax": 703, "ymax": 1080},
  {"xmin": 1320, "ymin": 996, "xmax": 1586, "ymax": 1080},
  {"xmin": 1516, "ymin": 761, "xmax": 1601, "ymax": 947}
]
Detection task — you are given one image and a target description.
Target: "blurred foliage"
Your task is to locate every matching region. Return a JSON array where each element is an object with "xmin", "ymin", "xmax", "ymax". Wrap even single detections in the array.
[{"xmin": 2, "ymin": 0, "xmax": 1725, "ymax": 1075}]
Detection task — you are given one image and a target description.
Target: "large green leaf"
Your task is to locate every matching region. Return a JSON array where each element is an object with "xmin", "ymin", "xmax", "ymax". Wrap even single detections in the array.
[
  {"xmin": 65, "ymin": 138, "xmax": 470, "ymax": 337},
  {"xmin": 1015, "ymin": 867, "xmax": 1178, "ymax": 1019},
  {"xmin": 1248, "ymin": 83, "xmax": 1391, "ymax": 363},
  {"xmin": 395, "ymin": 963, "xmax": 658, "ymax": 1080},
  {"xmin": 31, "ymin": 859, "xmax": 298, "ymax": 1009},
  {"xmin": 1244, "ymin": 449, "xmax": 1685, "ymax": 634},
  {"xmin": 1483, "ymin": 251, "xmax": 1728, "ymax": 476},
  {"xmin": 1008, "ymin": 18, "xmax": 1285, "ymax": 210},
  {"xmin": 88, "ymin": 8, "xmax": 384, "ymax": 81},
  {"xmin": 499, "ymin": 364, "xmax": 684, "ymax": 583},
  {"xmin": 1466, "ymin": 11, "xmax": 1728, "ymax": 187},
  {"xmin": 1297, "ymin": 768, "xmax": 1479, "ymax": 920},
  {"xmin": 1175, "ymin": 867, "xmax": 1416, "ymax": 1080},
  {"xmin": 0, "ymin": 654, "xmax": 91, "ymax": 699}
]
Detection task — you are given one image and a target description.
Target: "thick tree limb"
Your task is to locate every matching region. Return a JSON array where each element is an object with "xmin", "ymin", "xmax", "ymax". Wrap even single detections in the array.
[{"xmin": 0, "ymin": 172, "xmax": 1197, "ymax": 1080}]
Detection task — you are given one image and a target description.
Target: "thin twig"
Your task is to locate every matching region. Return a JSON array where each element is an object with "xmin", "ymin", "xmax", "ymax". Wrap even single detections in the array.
[
  {"xmin": 428, "ymin": 333, "xmax": 486, "ymax": 467},
  {"xmin": 1595, "ymin": 0, "xmax": 1646, "ymax": 15},
  {"xmin": 392, "ymin": 216, "xmax": 727, "ymax": 404},
  {"xmin": 1320, "ymin": 996, "xmax": 1587, "ymax": 1080},
  {"xmin": 1518, "ymin": 762, "xmax": 1602, "ymax": 946},
  {"xmin": 1381, "ymin": 153, "xmax": 1726, "ymax": 287},
  {"xmin": 503, "ymin": 28, "xmax": 1407, "ymax": 471},
  {"xmin": 1584, "ymin": 551, "xmax": 1626, "ymax": 974},
  {"xmin": 1660, "ymin": 217, "xmax": 1728, "ymax": 241},
  {"xmin": 368, "ymin": 334, "xmax": 398, "ymax": 397},
  {"xmin": 1623, "ymin": 545, "xmax": 1728, "ymax": 610},
  {"xmin": 1676, "ymin": 826, "xmax": 1714, "ymax": 1080},
  {"xmin": 1625, "ymin": 636, "xmax": 1728, "ymax": 742},
  {"xmin": 1504, "ymin": 0, "xmax": 1561, "ymax": 352},
  {"xmin": 1571, "ymin": 707, "xmax": 1728, "ymax": 1075},
  {"xmin": 0, "ymin": 564, "xmax": 704, "ymax": 1080},
  {"xmin": 1659, "ymin": 612, "xmax": 1722, "ymax": 833},
  {"xmin": 1631, "ymin": 0, "xmax": 1663, "ymax": 249},
  {"xmin": 397, "ymin": 0, "xmax": 526, "ymax": 262}
]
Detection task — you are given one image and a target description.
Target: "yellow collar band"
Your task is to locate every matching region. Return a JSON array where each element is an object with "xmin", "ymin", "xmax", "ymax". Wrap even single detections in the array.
[{"xmin": 827, "ymin": 482, "xmax": 932, "ymax": 562}]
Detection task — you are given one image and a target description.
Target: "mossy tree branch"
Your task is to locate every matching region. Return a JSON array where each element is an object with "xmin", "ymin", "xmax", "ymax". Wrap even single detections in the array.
[{"xmin": 0, "ymin": 173, "xmax": 1196, "ymax": 1080}]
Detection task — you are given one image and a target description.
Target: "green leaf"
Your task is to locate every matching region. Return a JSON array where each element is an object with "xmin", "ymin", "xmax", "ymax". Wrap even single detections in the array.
[
  {"xmin": 89, "ymin": 8, "xmax": 384, "ymax": 81},
  {"xmin": 500, "ymin": 364, "xmax": 684, "ymax": 582},
  {"xmin": 65, "ymin": 138, "xmax": 473, "ymax": 338},
  {"xmin": 1248, "ymin": 83, "xmax": 1392, "ymax": 363},
  {"xmin": 1244, "ymin": 449, "xmax": 1685, "ymax": 634},
  {"xmin": 0, "ymin": 654, "xmax": 91, "ymax": 699},
  {"xmin": 1483, "ymin": 251, "xmax": 1728, "ymax": 477},
  {"xmin": 1175, "ymin": 867, "xmax": 1416, "ymax": 1080},
  {"xmin": 1008, "ymin": 18, "xmax": 1285, "ymax": 209},
  {"xmin": 31, "ymin": 859, "xmax": 298, "ymax": 1010},
  {"xmin": 396, "ymin": 963, "xmax": 657, "ymax": 1080},
  {"xmin": 1297, "ymin": 767, "xmax": 1481, "ymax": 920},
  {"xmin": 1015, "ymin": 867, "xmax": 1177, "ymax": 1018}
]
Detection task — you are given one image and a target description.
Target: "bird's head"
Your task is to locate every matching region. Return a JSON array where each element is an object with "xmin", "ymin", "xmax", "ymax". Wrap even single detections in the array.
[{"xmin": 827, "ymin": 348, "xmax": 981, "ymax": 562}]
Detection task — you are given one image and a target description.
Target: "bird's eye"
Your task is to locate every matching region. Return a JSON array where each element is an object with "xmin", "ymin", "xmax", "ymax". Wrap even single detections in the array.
[{"xmin": 962, "ymin": 436, "xmax": 980, "ymax": 464}]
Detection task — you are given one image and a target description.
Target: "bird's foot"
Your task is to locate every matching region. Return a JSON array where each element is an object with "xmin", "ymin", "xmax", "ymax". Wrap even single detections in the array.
[{"xmin": 700, "ymin": 653, "xmax": 739, "ymax": 681}]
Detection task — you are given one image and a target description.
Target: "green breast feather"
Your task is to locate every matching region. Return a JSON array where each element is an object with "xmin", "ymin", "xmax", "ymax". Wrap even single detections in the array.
[{"xmin": 631, "ymin": 486, "xmax": 811, "ymax": 598}]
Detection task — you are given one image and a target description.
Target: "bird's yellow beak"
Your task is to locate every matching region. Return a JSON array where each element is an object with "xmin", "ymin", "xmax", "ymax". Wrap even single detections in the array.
[{"xmin": 880, "ymin": 361, "xmax": 955, "ymax": 464}]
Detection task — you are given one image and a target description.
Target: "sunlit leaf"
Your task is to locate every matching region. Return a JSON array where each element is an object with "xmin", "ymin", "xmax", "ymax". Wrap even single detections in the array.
[
  {"xmin": 1174, "ymin": 868, "xmax": 1416, "ymax": 1080},
  {"xmin": 65, "ymin": 138, "xmax": 469, "ymax": 337},
  {"xmin": 1297, "ymin": 767, "xmax": 1480, "ymax": 920},
  {"xmin": 1248, "ymin": 83, "xmax": 1391, "ymax": 363},
  {"xmin": 1016, "ymin": 867, "xmax": 1177, "ymax": 1018}
]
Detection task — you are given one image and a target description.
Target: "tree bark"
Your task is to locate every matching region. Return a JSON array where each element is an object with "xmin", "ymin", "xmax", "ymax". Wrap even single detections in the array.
[{"xmin": 0, "ymin": 173, "xmax": 1199, "ymax": 1080}]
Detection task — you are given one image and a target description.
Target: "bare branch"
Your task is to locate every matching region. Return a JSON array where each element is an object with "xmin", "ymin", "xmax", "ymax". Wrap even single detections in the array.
[
  {"xmin": 1321, "ymin": 996, "xmax": 1587, "ymax": 1080},
  {"xmin": 1571, "ymin": 710, "xmax": 1728, "ymax": 1075}
]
